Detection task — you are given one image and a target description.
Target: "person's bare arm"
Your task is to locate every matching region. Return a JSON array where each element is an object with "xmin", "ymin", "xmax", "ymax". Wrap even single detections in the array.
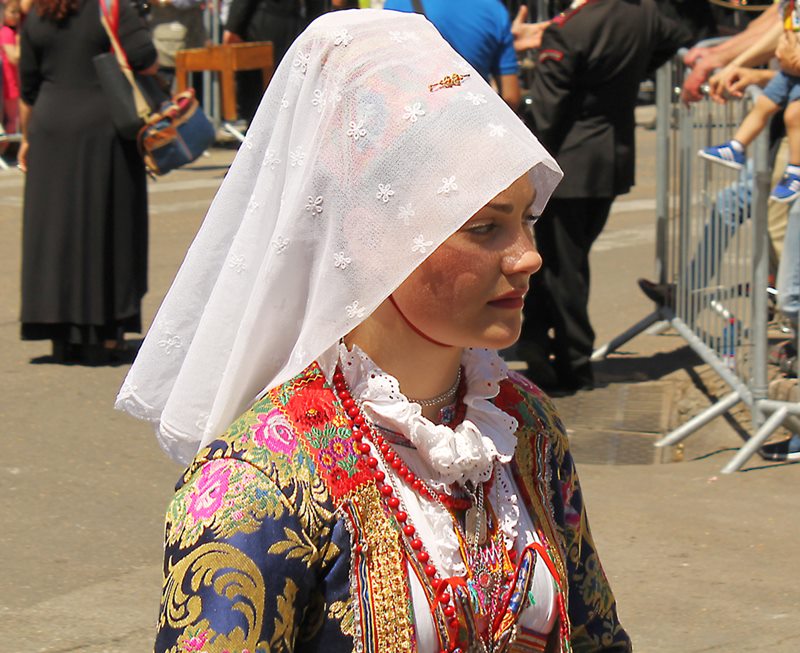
[
  {"xmin": 727, "ymin": 19, "xmax": 782, "ymax": 70},
  {"xmin": 498, "ymin": 73, "xmax": 520, "ymax": 111},
  {"xmin": 723, "ymin": 66, "xmax": 776, "ymax": 99},
  {"xmin": 685, "ymin": 2, "xmax": 778, "ymax": 68},
  {"xmin": 682, "ymin": 3, "xmax": 778, "ymax": 103},
  {"xmin": 2, "ymin": 37, "xmax": 19, "ymax": 66},
  {"xmin": 708, "ymin": 21, "xmax": 782, "ymax": 103}
]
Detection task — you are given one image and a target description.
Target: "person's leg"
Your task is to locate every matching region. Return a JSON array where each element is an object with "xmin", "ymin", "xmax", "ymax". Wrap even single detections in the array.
[
  {"xmin": 784, "ymin": 99, "xmax": 800, "ymax": 165},
  {"xmin": 733, "ymin": 94, "xmax": 781, "ymax": 147},
  {"xmin": 771, "ymin": 86, "xmax": 800, "ymax": 202},
  {"xmin": 700, "ymin": 94, "xmax": 781, "ymax": 168},
  {"xmin": 3, "ymin": 97, "xmax": 19, "ymax": 134},
  {"xmin": 519, "ymin": 205, "xmax": 559, "ymax": 389},
  {"xmin": 777, "ymin": 200, "xmax": 800, "ymax": 328},
  {"xmin": 768, "ymin": 138, "xmax": 790, "ymax": 274},
  {"xmin": 537, "ymin": 197, "xmax": 613, "ymax": 390}
]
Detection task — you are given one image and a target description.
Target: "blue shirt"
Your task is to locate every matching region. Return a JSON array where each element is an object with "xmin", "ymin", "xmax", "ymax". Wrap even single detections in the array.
[{"xmin": 382, "ymin": 0, "xmax": 518, "ymax": 81}]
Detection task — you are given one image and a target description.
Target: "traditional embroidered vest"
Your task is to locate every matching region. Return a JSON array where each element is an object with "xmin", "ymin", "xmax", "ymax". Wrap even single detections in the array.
[{"xmin": 179, "ymin": 363, "xmax": 572, "ymax": 653}]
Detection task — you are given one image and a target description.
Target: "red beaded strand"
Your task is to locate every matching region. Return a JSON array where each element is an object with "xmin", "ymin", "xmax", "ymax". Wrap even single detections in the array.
[{"xmin": 332, "ymin": 367, "xmax": 464, "ymax": 651}]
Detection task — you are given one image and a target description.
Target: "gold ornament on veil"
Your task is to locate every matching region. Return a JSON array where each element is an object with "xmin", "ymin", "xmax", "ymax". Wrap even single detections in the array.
[{"xmin": 429, "ymin": 73, "xmax": 471, "ymax": 92}]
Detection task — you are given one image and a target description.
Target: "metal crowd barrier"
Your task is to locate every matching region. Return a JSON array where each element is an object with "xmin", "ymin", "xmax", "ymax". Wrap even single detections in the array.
[{"xmin": 593, "ymin": 55, "xmax": 800, "ymax": 473}]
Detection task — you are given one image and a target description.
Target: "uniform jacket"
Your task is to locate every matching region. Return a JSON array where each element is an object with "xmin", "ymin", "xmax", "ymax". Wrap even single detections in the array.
[
  {"xmin": 527, "ymin": 0, "xmax": 691, "ymax": 199},
  {"xmin": 154, "ymin": 363, "xmax": 632, "ymax": 653}
]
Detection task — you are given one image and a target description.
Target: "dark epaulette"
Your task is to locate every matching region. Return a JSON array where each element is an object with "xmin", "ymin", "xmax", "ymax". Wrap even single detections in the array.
[{"xmin": 551, "ymin": 0, "xmax": 597, "ymax": 27}]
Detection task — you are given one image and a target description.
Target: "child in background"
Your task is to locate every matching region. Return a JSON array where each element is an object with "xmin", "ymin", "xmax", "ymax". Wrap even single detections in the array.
[
  {"xmin": 1, "ymin": 0, "xmax": 21, "ymax": 135},
  {"xmin": 699, "ymin": 0, "xmax": 800, "ymax": 203}
]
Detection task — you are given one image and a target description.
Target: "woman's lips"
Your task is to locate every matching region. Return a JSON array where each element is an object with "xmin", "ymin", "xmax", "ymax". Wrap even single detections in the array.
[{"xmin": 487, "ymin": 296, "xmax": 525, "ymax": 309}]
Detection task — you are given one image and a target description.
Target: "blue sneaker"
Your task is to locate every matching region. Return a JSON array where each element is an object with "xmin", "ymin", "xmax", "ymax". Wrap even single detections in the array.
[
  {"xmin": 771, "ymin": 172, "xmax": 800, "ymax": 203},
  {"xmin": 698, "ymin": 141, "xmax": 746, "ymax": 170}
]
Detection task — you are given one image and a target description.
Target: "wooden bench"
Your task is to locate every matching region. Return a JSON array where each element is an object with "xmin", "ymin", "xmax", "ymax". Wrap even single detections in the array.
[{"xmin": 174, "ymin": 42, "xmax": 275, "ymax": 123}]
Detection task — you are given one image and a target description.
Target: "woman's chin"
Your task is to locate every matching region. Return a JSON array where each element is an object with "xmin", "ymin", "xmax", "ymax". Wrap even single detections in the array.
[{"xmin": 472, "ymin": 323, "xmax": 521, "ymax": 351}]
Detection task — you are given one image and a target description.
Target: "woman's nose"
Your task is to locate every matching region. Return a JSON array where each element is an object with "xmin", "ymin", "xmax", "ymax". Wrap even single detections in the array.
[{"xmin": 501, "ymin": 233, "xmax": 542, "ymax": 276}]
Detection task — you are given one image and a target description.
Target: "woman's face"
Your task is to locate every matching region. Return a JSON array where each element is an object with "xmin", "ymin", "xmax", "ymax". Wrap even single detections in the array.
[
  {"xmin": 392, "ymin": 173, "xmax": 541, "ymax": 350},
  {"xmin": 4, "ymin": 3, "xmax": 20, "ymax": 26}
]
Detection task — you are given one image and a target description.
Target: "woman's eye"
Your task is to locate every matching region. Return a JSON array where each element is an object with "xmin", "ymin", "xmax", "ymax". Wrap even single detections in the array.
[
  {"xmin": 524, "ymin": 215, "xmax": 539, "ymax": 229},
  {"xmin": 466, "ymin": 223, "xmax": 496, "ymax": 235}
]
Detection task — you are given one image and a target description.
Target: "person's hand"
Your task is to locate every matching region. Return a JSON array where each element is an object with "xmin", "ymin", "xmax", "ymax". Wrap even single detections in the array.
[
  {"xmin": 511, "ymin": 5, "xmax": 550, "ymax": 52},
  {"xmin": 683, "ymin": 46, "xmax": 712, "ymax": 68},
  {"xmin": 223, "ymin": 30, "xmax": 243, "ymax": 45},
  {"xmin": 681, "ymin": 65, "xmax": 707, "ymax": 103},
  {"xmin": 726, "ymin": 66, "xmax": 772, "ymax": 98},
  {"xmin": 708, "ymin": 64, "xmax": 745, "ymax": 104},
  {"xmin": 17, "ymin": 139, "xmax": 28, "ymax": 173},
  {"xmin": 681, "ymin": 53, "xmax": 722, "ymax": 104}
]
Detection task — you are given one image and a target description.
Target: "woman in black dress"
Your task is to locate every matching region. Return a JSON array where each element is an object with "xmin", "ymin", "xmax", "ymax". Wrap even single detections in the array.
[{"xmin": 18, "ymin": 0, "xmax": 156, "ymax": 363}]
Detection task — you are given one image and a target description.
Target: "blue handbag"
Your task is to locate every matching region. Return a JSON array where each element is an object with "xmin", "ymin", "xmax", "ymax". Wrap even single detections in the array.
[{"xmin": 138, "ymin": 89, "xmax": 216, "ymax": 176}]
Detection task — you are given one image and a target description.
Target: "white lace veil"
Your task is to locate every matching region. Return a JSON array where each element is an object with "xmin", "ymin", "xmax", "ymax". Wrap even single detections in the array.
[{"xmin": 116, "ymin": 9, "xmax": 562, "ymax": 464}]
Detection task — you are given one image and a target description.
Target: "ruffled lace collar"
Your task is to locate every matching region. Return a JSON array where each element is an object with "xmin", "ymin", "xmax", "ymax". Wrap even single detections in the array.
[
  {"xmin": 336, "ymin": 343, "xmax": 519, "ymax": 487},
  {"xmin": 323, "ymin": 343, "xmax": 523, "ymax": 570}
]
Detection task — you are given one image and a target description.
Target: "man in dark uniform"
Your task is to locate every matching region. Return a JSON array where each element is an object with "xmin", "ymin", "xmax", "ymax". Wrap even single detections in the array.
[{"xmin": 520, "ymin": 0, "xmax": 690, "ymax": 393}]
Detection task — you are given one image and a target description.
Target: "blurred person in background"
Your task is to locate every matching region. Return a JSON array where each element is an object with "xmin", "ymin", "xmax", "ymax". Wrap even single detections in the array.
[
  {"xmin": 223, "ymin": 0, "xmax": 326, "ymax": 121},
  {"xmin": 18, "ymin": 0, "xmax": 157, "ymax": 364},
  {"xmin": 383, "ymin": 0, "xmax": 521, "ymax": 110},
  {"xmin": 1, "ymin": 0, "xmax": 21, "ymax": 135},
  {"xmin": 148, "ymin": 0, "xmax": 208, "ymax": 89},
  {"xmin": 517, "ymin": 0, "xmax": 690, "ymax": 394},
  {"xmin": 640, "ymin": 3, "xmax": 790, "ymax": 303}
]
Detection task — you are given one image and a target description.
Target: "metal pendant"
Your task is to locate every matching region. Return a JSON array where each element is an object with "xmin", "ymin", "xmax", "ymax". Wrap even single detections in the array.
[{"xmin": 465, "ymin": 504, "xmax": 487, "ymax": 545}]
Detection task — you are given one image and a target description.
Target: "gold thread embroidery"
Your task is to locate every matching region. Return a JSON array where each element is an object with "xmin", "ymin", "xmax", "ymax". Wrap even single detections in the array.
[
  {"xmin": 349, "ymin": 483, "xmax": 415, "ymax": 653},
  {"xmin": 429, "ymin": 73, "xmax": 470, "ymax": 92},
  {"xmin": 160, "ymin": 542, "xmax": 265, "ymax": 650}
]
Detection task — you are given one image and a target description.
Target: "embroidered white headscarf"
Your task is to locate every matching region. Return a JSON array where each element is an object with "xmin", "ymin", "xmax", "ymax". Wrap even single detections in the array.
[{"xmin": 116, "ymin": 9, "xmax": 562, "ymax": 464}]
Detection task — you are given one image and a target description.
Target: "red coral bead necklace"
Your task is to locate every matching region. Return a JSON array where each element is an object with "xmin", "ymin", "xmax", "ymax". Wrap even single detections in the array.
[{"xmin": 332, "ymin": 365, "xmax": 467, "ymax": 652}]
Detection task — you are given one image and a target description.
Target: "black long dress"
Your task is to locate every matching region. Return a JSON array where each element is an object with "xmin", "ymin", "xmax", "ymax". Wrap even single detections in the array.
[{"xmin": 19, "ymin": 0, "xmax": 156, "ymax": 348}]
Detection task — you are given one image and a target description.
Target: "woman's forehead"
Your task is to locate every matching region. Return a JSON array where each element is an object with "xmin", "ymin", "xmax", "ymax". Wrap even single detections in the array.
[{"xmin": 490, "ymin": 175, "xmax": 536, "ymax": 208}]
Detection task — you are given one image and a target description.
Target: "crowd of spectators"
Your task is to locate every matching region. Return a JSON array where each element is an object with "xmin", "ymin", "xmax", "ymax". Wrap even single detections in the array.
[{"xmin": 2, "ymin": 1, "xmax": 796, "ymax": 411}]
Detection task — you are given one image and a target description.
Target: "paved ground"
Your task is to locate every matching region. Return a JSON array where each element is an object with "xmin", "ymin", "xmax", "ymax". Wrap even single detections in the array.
[{"xmin": 1, "ymin": 116, "xmax": 798, "ymax": 652}]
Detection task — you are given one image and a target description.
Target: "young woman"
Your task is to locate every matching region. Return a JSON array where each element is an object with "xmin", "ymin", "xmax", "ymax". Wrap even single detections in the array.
[{"xmin": 118, "ymin": 10, "xmax": 631, "ymax": 652}]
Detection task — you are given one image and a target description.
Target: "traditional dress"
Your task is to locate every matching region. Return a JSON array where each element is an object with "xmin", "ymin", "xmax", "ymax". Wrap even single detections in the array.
[
  {"xmin": 155, "ymin": 348, "xmax": 630, "ymax": 652},
  {"xmin": 115, "ymin": 9, "xmax": 627, "ymax": 652},
  {"xmin": 19, "ymin": 0, "xmax": 155, "ymax": 348}
]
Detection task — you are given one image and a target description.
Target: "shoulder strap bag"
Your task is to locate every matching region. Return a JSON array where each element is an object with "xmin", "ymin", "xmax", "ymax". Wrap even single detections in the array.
[{"xmin": 93, "ymin": 0, "xmax": 157, "ymax": 139}]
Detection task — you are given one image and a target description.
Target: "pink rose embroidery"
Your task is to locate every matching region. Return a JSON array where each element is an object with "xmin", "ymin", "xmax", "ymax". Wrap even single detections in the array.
[
  {"xmin": 252, "ymin": 408, "xmax": 297, "ymax": 455},
  {"xmin": 187, "ymin": 462, "xmax": 231, "ymax": 521},
  {"xmin": 180, "ymin": 630, "xmax": 208, "ymax": 652}
]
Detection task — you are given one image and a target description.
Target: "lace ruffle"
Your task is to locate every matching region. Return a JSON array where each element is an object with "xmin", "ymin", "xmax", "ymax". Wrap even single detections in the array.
[
  {"xmin": 335, "ymin": 344, "xmax": 521, "ymax": 573},
  {"xmin": 337, "ymin": 343, "xmax": 518, "ymax": 487}
]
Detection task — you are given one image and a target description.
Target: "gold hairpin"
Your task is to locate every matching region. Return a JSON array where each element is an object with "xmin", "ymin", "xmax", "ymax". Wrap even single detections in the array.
[{"xmin": 428, "ymin": 73, "xmax": 470, "ymax": 92}]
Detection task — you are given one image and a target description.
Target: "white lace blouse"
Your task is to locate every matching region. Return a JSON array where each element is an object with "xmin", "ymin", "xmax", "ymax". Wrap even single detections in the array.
[{"xmin": 320, "ymin": 343, "xmax": 559, "ymax": 650}]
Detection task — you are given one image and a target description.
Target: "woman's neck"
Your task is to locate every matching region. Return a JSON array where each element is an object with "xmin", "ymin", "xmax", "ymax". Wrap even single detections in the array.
[{"xmin": 344, "ymin": 302, "xmax": 463, "ymax": 422}]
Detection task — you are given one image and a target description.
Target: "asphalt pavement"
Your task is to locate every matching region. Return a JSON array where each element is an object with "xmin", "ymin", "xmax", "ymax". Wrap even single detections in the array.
[{"xmin": 1, "ymin": 116, "xmax": 798, "ymax": 652}]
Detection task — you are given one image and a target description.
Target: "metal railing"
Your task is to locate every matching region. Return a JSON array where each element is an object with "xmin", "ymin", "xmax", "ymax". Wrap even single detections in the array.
[{"xmin": 593, "ymin": 55, "xmax": 800, "ymax": 473}]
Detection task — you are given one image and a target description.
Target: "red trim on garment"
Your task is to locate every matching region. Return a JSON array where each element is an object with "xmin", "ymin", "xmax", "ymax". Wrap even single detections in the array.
[
  {"xmin": 538, "ymin": 49, "xmax": 564, "ymax": 63},
  {"xmin": 551, "ymin": 0, "xmax": 597, "ymax": 27}
]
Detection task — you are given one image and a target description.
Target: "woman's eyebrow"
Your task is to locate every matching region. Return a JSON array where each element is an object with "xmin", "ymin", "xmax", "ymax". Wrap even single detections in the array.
[
  {"xmin": 485, "ymin": 195, "xmax": 536, "ymax": 214},
  {"xmin": 486, "ymin": 201, "xmax": 514, "ymax": 213}
]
